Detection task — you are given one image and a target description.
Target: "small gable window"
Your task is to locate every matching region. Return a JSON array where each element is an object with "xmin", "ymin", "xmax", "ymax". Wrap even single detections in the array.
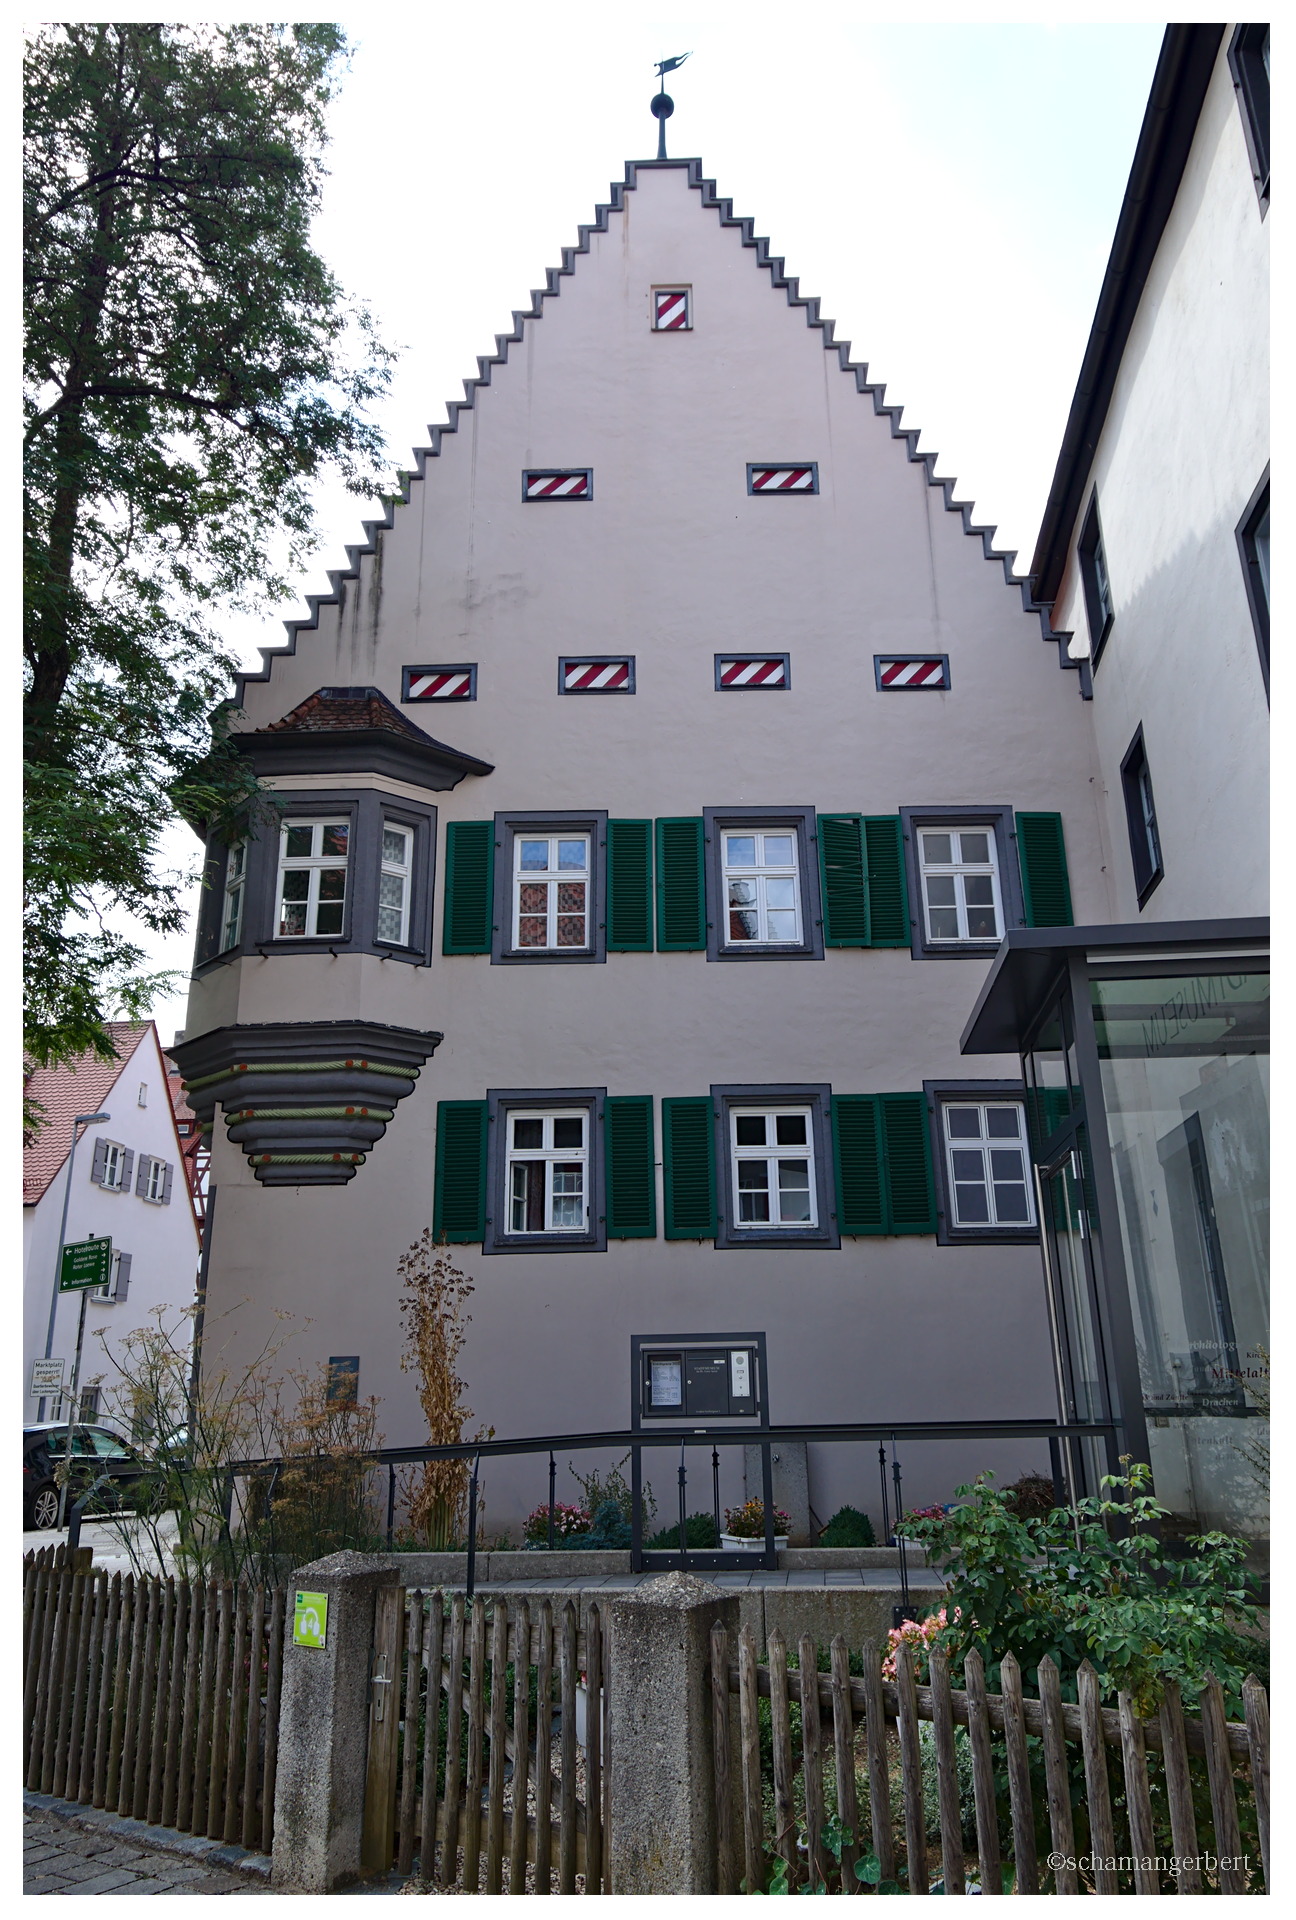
[
  {"xmin": 402, "ymin": 665, "xmax": 476, "ymax": 701},
  {"xmin": 875, "ymin": 656, "xmax": 950, "ymax": 691},
  {"xmin": 652, "ymin": 287, "xmax": 691, "ymax": 330},
  {"xmin": 715, "ymin": 655, "xmax": 789, "ymax": 690},
  {"xmin": 523, "ymin": 469, "xmax": 592, "ymax": 501},
  {"xmin": 560, "ymin": 657, "xmax": 634, "ymax": 694},
  {"xmin": 747, "ymin": 464, "xmax": 818, "ymax": 495}
]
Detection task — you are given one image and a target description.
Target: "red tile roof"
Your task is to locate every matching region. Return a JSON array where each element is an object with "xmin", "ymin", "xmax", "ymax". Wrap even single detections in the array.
[
  {"xmin": 262, "ymin": 686, "xmax": 428, "ymax": 739},
  {"xmin": 23, "ymin": 1023, "xmax": 150, "ymax": 1206}
]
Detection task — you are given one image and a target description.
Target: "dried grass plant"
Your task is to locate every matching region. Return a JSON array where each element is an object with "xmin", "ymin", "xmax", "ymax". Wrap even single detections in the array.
[{"xmin": 398, "ymin": 1230, "xmax": 492, "ymax": 1548}]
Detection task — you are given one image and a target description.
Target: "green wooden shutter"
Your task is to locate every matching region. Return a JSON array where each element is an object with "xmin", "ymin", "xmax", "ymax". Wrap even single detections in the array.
[
  {"xmin": 879, "ymin": 1093, "xmax": 937, "ymax": 1233},
  {"xmin": 607, "ymin": 821, "xmax": 654, "ymax": 951},
  {"xmin": 1016, "ymin": 812, "xmax": 1074, "ymax": 927},
  {"xmin": 818, "ymin": 815, "xmax": 870, "ymax": 946},
  {"xmin": 433, "ymin": 1100, "xmax": 489, "ymax": 1241},
  {"xmin": 831, "ymin": 1095, "xmax": 886, "ymax": 1235},
  {"xmin": 605, "ymin": 1096, "xmax": 656, "ymax": 1237},
  {"xmin": 442, "ymin": 822, "xmax": 495, "ymax": 954},
  {"xmin": 655, "ymin": 818, "xmax": 706, "ymax": 951},
  {"xmin": 662, "ymin": 1096, "xmax": 716, "ymax": 1238},
  {"xmin": 863, "ymin": 816, "xmax": 910, "ymax": 946}
]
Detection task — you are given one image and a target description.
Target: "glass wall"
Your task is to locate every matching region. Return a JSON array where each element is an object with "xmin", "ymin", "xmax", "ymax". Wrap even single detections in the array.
[{"xmin": 1090, "ymin": 970, "xmax": 1269, "ymax": 1537}]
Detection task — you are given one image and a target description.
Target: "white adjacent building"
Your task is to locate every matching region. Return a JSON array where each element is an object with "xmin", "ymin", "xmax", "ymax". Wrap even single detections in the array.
[{"xmin": 24, "ymin": 1022, "xmax": 202, "ymax": 1427}]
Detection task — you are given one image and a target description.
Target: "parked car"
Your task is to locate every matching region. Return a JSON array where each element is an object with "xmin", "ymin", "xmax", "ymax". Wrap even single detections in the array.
[{"xmin": 23, "ymin": 1422, "xmax": 153, "ymax": 1529}]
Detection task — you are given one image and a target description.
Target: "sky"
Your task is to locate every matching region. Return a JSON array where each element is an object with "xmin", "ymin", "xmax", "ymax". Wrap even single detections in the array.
[{"xmin": 134, "ymin": 13, "xmax": 1166, "ymax": 1046}]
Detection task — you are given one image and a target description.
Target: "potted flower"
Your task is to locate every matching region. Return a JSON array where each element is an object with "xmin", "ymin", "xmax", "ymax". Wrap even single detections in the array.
[{"xmin": 721, "ymin": 1498, "xmax": 792, "ymax": 1551}]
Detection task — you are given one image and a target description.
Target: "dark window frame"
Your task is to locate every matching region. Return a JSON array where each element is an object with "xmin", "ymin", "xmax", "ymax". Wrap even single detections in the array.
[
  {"xmin": 557, "ymin": 656, "xmax": 636, "ymax": 695},
  {"xmin": 900, "ymin": 805, "xmax": 1025, "ymax": 960},
  {"xmin": 193, "ymin": 788, "xmax": 438, "ymax": 972},
  {"xmin": 491, "ymin": 810, "xmax": 609, "ymax": 966},
  {"xmin": 924, "ymin": 1080, "xmax": 1039, "ymax": 1247},
  {"xmin": 702, "ymin": 805, "xmax": 825, "ymax": 964},
  {"xmin": 1077, "ymin": 492, "xmax": 1115, "ymax": 667},
  {"xmin": 652, "ymin": 286, "xmax": 693, "ymax": 330},
  {"xmin": 1236, "ymin": 466, "xmax": 1270, "ymax": 700},
  {"xmin": 712, "ymin": 1083, "xmax": 839, "ymax": 1251},
  {"xmin": 401, "ymin": 663, "xmax": 477, "ymax": 703},
  {"xmin": 1228, "ymin": 25, "xmax": 1270, "ymax": 215},
  {"xmin": 713, "ymin": 654, "xmax": 791, "ymax": 692},
  {"xmin": 1119, "ymin": 726, "xmax": 1164, "ymax": 907},
  {"xmin": 483, "ymin": 1087, "xmax": 607, "ymax": 1255}
]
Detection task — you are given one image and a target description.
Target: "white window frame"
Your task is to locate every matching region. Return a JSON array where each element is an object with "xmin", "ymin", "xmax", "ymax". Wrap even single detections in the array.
[
  {"xmin": 917, "ymin": 828, "xmax": 1004, "ymax": 945},
  {"xmin": 276, "ymin": 818, "xmax": 350, "ymax": 940},
  {"xmin": 220, "ymin": 843, "xmax": 247, "ymax": 952},
  {"xmin": 512, "ymin": 834, "xmax": 591, "ymax": 953},
  {"xmin": 721, "ymin": 830, "xmax": 803, "ymax": 948},
  {"xmin": 505, "ymin": 1110, "xmax": 589, "ymax": 1235},
  {"xmin": 729, "ymin": 1106, "xmax": 818, "ymax": 1230},
  {"xmin": 93, "ymin": 1250, "xmax": 127, "ymax": 1301},
  {"xmin": 141, "ymin": 1156, "xmax": 167, "ymax": 1204},
  {"xmin": 99, "ymin": 1142, "xmax": 126, "ymax": 1191},
  {"xmin": 942, "ymin": 1101, "xmax": 1035, "ymax": 1230},
  {"xmin": 377, "ymin": 822, "xmax": 413, "ymax": 946}
]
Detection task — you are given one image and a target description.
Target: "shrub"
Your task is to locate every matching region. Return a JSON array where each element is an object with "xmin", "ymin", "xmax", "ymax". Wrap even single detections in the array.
[
  {"xmin": 566, "ymin": 1500, "xmax": 632, "ymax": 1550},
  {"xmin": 646, "ymin": 1511, "xmax": 718, "ymax": 1549},
  {"xmin": 818, "ymin": 1504, "xmax": 875, "ymax": 1547},
  {"xmin": 903, "ymin": 1459, "xmax": 1266, "ymax": 1716},
  {"xmin": 567, "ymin": 1453, "xmax": 655, "ymax": 1529}
]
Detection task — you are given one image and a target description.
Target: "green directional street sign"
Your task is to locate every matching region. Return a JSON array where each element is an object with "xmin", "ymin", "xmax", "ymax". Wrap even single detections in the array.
[{"xmin": 59, "ymin": 1236, "xmax": 113, "ymax": 1292}]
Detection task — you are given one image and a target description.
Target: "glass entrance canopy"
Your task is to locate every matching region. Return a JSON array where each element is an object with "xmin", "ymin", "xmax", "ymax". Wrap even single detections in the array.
[{"xmin": 961, "ymin": 920, "xmax": 1268, "ymax": 1543}]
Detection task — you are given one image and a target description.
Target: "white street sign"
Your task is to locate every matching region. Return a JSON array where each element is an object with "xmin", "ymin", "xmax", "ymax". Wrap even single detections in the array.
[{"xmin": 31, "ymin": 1357, "xmax": 66, "ymax": 1396}]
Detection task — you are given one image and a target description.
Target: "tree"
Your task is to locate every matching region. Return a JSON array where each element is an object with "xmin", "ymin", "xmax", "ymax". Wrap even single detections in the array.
[{"xmin": 24, "ymin": 23, "xmax": 394, "ymax": 1072}]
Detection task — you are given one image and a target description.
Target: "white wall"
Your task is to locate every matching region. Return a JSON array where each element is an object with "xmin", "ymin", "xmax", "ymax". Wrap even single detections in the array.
[
  {"xmin": 23, "ymin": 1028, "xmax": 201, "ymax": 1427},
  {"xmin": 1049, "ymin": 37, "xmax": 1269, "ymax": 923}
]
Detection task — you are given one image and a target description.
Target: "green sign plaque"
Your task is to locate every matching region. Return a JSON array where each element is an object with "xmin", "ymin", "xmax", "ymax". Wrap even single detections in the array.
[
  {"xmin": 59, "ymin": 1237, "xmax": 113, "ymax": 1292},
  {"xmin": 293, "ymin": 1591, "xmax": 329, "ymax": 1649}
]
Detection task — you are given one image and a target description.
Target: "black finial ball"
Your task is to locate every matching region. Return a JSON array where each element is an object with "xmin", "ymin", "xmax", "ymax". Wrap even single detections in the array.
[{"xmin": 651, "ymin": 90, "xmax": 674, "ymax": 120}]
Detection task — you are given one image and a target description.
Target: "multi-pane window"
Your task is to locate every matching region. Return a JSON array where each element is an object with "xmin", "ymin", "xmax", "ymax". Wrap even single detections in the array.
[
  {"xmin": 730, "ymin": 1109, "xmax": 817, "ymax": 1228},
  {"xmin": 221, "ymin": 845, "xmax": 246, "ymax": 952},
  {"xmin": 723, "ymin": 832, "xmax": 801, "ymax": 945},
  {"xmin": 142, "ymin": 1156, "xmax": 167, "ymax": 1204},
  {"xmin": 943, "ymin": 1103, "xmax": 1034, "ymax": 1228},
  {"xmin": 1120, "ymin": 728, "xmax": 1163, "ymax": 903},
  {"xmin": 507, "ymin": 1112, "xmax": 588, "ymax": 1234},
  {"xmin": 277, "ymin": 820, "xmax": 349, "ymax": 938},
  {"xmin": 1079, "ymin": 495, "xmax": 1115, "ymax": 661},
  {"xmin": 513, "ymin": 836, "xmax": 590, "ymax": 950},
  {"xmin": 378, "ymin": 824, "xmax": 413, "ymax": 945},
  {"xmin": 99, "ymin": 1143, "xmax": 126, "ymax": 1191},
  {"xmin": 918, "ymin": 829, "xmax": 1002, "ymax": 943}
]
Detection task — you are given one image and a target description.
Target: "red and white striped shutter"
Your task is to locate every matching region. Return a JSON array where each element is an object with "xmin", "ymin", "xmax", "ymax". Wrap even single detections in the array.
[
  {"xmin": 404, "ymin": 668, "xmax": 475, "ymax": 700},
  {"xmin": 748, "ymin": 464, "xmax": 818, "ymax": 494},
  {"xmin": 653, "ymin": 288, "xmax": 691, "ymax": 330},
  {"xmin": 716, "ymin": 657, "xmax": 789, "ymax": 689},
  {"xmin": 523, "ymin": 469, "xmax": 592, "ymax": 500},
  {"xmin": 876, "ymin": 657, "xmax": 950, "ymax": 690},
  {"xmin": 562, "ymin": 659, "xmax": 633, "ymax": 693}
]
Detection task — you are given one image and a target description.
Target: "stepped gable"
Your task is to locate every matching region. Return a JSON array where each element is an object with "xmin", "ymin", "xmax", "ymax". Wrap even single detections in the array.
[{"xmin": 236, "ymin": 156, "xmax": 1083, "ymax": 708}]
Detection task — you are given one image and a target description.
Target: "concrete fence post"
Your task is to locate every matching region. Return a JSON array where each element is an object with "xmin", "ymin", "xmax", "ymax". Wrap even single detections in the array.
[
  {"xmin": 607, "ymin": 1571, "xmax": 741, "ymax": 1894},
  {"xmin": 270, "ymin": 1550, "xmax": 398, "ymax": 1894}
]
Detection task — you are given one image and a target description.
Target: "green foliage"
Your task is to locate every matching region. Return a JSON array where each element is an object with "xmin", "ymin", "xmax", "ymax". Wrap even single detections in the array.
[
  {"xmin": 818, "ymin": 1504, "xmax": 876, "ymax": 1547},
  {"xmin": 645, "ymin": 1510, "xmax": 719, "ymax": 1549},
  {"xmin": 565, "ymin": 1500, "xmax": 631, "ymax": 1550},
  {"xmin": 904, "ymin": 1460, "xmax": 1266, "ymax": 1717},
  {"xmin": 567, "ymin": 1452, "xmax": 655, "ymax": 1528},
  {"xmin": 24, "ymin": 23, "xmax": 395, "ymax": 1066}
]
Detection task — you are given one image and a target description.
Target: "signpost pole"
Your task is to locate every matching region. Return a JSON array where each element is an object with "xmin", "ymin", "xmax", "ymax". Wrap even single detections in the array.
[
  {"xmin": 56, "ymin": 1287, "xmax": 91, "ymax": 1528},
  {"xmin": 38, "ymin": 1108, "xmax": 110, "ymax": 1421}
]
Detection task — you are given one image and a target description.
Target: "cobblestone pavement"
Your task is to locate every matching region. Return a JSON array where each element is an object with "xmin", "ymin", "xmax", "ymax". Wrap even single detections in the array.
[{"xmin": 23, "ymin": 1808, "xmax": 273, "ymax": 1895}]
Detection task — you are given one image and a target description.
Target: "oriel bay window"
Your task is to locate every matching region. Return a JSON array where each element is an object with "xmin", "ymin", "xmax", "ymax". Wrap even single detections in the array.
[
  {"xmin": 378, "ymin": 823, "xmax": 413, "ymax": 945},
  {"xmin": 221, "ymin": 845, "xmax": 246, "ymax": 952}
]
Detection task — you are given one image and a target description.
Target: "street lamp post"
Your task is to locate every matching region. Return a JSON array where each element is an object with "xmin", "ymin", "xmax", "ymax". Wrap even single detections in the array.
[{"xmin": 37, "ymin": 1110, "xmax": 111, "ymax": 1422}]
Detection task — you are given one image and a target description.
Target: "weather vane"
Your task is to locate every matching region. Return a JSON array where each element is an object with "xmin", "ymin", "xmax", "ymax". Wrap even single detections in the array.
[{"xmin": 651, "ymin": 53, "xmax": 691, "ymax": 161}]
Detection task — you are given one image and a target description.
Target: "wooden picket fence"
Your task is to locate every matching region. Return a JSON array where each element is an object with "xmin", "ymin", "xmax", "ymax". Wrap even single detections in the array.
[
  {"xmin": 23, "ymin": 1545, "xmax": 286, "ymax": 1855},
  {"xmin": 709, "ymin": 1624, "xmax": 1270, "ymax": 1896},
  {"xmin": 362, "ymin": 1590, "xmax": 607, "ymax": 1893}
]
